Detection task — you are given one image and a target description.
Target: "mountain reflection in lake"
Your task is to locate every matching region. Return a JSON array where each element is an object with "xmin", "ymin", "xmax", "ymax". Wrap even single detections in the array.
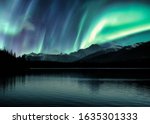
[{"xmin": 0, "ymin": 70, "xmax": 150, "ymax": 107}]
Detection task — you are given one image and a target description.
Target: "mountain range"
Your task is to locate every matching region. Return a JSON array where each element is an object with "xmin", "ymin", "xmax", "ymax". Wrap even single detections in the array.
[
  {"xmin": 0, "ymin": 39, "xmax": 150, "ymax": 72},
  {"xmin": 24, "ymin": 42, "xmax": 122, "ymax": 62},
  {"xmin": 23, "ymin": 40, "xmax": 150, "ymax": 68}
]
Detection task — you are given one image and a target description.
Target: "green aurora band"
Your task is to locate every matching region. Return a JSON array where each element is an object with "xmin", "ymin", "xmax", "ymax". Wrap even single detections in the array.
[{"xmin": 80, "ymin": 3, "xmax": 150, "ymax": 49}]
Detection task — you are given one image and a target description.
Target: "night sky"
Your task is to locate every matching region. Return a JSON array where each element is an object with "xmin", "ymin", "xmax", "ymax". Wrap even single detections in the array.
[{"xmin": 0, "ymin": 0, "xmax": 150, "ymax": 55}]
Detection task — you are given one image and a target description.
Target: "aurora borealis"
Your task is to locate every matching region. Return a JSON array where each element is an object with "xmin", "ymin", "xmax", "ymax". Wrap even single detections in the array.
[{"xmin": 0, "ymin": 0, "xmax": 150, "ymax": 55}]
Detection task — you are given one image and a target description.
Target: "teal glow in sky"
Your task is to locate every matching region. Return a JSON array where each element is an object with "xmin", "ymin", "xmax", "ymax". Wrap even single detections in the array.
[{"xmin": 0, "ymin": 0, "xmax": 150, "ymax": 55}]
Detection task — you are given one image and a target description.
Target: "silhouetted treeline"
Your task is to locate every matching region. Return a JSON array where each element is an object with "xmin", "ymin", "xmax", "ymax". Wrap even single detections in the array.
[
  {"xmin": 0, "ymin": 49, "xmax": 27, "ymax": 74},
  {"xmin": 0, "ymin": 49, "xmax": 16, "ymax": 60}
]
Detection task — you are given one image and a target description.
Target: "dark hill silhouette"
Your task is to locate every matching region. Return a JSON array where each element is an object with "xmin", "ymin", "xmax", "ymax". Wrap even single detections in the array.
[{"xmin": 78, "ymin": 41, "xmax": 150, "ymax": 68}]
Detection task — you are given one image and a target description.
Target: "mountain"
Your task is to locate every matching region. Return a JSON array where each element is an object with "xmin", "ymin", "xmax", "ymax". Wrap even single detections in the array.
[
  {"xmin": 24, "ymin": 42, "xmax": 122, "ymax": 62},
  {"xmin": 1, "ymin": 40, "xmax": 150, "ymax": 72},
  {"xmin": 23, "ymin": 40, "xmax": 150, "ymax": 68},
  {"xmin": 78, "ymin": 41, "xmax": 150, "ymax": 67},
  {"xmin": 71, "ymin": 43, "xmax": 122, "ymax": 58},
  {"xmin": 0, "ymin": 40, "xmax": 149, "ymax": 70},
  {"xmin": 24, "ymin": 52, "xmax": 77, "ymax": 62}
]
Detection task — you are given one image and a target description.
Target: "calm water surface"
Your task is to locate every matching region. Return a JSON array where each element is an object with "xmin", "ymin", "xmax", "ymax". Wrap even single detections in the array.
[{"xmin": 0, "ymin": 70, "xmax": 150, "ymax": 106}]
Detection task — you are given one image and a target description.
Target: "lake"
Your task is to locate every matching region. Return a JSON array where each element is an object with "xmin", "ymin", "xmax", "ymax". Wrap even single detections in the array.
[{"xmin": 0, "ymin": 69, "xmax": 150, "ymax": 107}]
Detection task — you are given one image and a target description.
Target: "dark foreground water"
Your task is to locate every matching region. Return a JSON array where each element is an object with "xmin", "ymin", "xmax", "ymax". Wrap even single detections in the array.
[{"xmin": 0, "ymin": 69, "xmax": 150, "ymax": 107}]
